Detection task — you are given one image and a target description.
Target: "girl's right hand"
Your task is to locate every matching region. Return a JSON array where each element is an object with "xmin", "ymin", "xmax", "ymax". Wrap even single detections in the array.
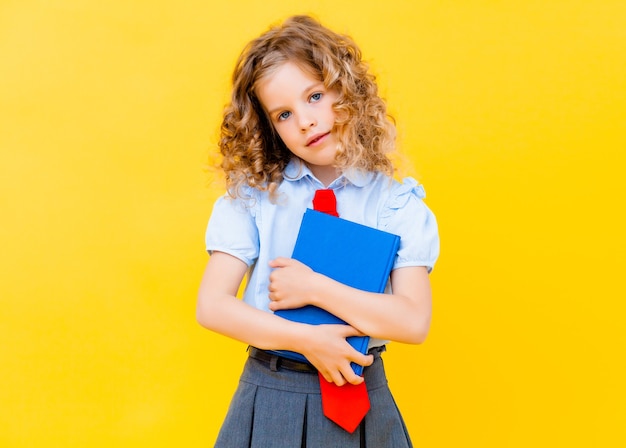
[{"xmin": 299, "ymin": 324, "xmax": 374, "ymax": 386}]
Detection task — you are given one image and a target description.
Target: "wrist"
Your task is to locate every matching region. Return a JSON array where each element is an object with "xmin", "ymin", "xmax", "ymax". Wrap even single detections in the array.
[
  {"xmin": 307, "ymin": 272, "xmax": 327, "ymax": 307},
  {"xmin": 284, "ymin": 320, "xmax": 316, "ymax": 353}
]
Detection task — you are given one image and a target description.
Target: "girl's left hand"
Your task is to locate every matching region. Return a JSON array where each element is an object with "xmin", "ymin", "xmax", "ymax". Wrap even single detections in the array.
[{"xmin": 268, "ymin": 257, "xmax": 318, "ymax": 311}]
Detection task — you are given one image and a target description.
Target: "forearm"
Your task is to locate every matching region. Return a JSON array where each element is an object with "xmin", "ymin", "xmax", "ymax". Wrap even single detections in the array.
[
  {"xmin": 197, "ymin": 292, "xmax": 313, "ymax": 352},
  {"xmin": 196, "ymin": 251, "xmax": 312, "ymax": 352},
  {"xmin": 199, "ymin": 252, "xmax": 375, "ymax": 385},
  {"xmin": 308, "ymin": 267, "xmax": 432, "ymax": 344}
]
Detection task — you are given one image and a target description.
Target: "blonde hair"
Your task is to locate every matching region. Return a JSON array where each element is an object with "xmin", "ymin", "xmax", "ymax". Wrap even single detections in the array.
[{"xmin": 219, "ymin": 15, "xmax": 396, "ymax": 199}]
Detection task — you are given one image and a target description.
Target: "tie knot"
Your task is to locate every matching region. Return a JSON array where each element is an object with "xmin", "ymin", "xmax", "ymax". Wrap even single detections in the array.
[{"xmin": 312, "ymin": 189, "xmax": 339, "ymax": 217}]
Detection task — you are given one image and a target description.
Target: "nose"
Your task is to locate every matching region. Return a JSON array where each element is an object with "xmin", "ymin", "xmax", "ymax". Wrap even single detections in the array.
[{"xmin": 299, "ymin": 113, "xmax": 316, "ymax": 132}]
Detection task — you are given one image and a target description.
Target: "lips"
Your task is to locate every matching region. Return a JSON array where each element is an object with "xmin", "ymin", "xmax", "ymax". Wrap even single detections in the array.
[{"xmin": 305, "ymin": 132, "xmax": 330, "ymax": 147}]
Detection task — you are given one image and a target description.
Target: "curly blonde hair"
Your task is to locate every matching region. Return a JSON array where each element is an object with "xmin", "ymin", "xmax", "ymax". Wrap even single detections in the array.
[{"xmin": 219, "ymin": 15, "xmax": 396, "ymax": 199}]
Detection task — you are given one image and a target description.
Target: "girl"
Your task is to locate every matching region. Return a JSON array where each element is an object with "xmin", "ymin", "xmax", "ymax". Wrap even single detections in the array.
[{"xmin": 197, "ymin": 15, "xmax": 439, "ymax": 447}]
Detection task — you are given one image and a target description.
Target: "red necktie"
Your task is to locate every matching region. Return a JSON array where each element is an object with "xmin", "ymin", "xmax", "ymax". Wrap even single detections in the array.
[{"xmin": 312, "ymin": 189, "xmax": 370, "ymax": 433}]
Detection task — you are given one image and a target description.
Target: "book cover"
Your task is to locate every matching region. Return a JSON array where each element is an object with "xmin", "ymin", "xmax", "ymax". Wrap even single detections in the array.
[{"xmin": 273, "ymin": 209, "xmax": 400, "ymax": 375}]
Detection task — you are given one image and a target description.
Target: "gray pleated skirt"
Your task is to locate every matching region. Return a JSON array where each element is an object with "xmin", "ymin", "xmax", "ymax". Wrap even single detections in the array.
[{"xmin": 215, "ymin": 346, "xmax": 413, "ymax": 447}]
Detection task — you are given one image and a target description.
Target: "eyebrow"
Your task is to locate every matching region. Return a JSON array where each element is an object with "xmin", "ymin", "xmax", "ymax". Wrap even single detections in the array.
[{"xmin": 265, "ymin": 82, "xmax": 324, "ymax": 117}]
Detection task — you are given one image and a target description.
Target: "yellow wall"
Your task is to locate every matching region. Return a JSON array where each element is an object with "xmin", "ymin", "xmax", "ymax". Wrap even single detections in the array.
[{"xmin": 1, "ymin": 1, "xmax": 624, "ymax": 446}]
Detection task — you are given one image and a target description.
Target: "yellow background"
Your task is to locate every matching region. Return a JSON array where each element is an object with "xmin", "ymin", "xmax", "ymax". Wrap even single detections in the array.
[{"xmin": 1, "ymin": 1, "xmax": 624, "ymax": 446}]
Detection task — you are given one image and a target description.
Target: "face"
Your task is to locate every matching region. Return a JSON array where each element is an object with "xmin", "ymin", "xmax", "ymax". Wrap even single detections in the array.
[{"xmin": 256, "ymin": 62, "xmax": 340, "ymax": 185}]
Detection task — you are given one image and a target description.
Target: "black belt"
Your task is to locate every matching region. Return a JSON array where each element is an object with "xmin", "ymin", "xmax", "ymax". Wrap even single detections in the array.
[
  {"xmin": 248, "ymin": 346, "xmax": 386, "ymax": 373},
  {"xmin": 248, "ymin": 347, "xmax": 317, "ymax": 373}
]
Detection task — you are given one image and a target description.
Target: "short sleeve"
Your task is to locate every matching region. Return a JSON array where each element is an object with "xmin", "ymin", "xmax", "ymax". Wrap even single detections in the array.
[
  {"xmin": 205, "ymin": 193, "xmax": 259, "ymax": 266},
  {"xmin": 380, "ymin": 177, "xmax": 440, "ymax": 272}
]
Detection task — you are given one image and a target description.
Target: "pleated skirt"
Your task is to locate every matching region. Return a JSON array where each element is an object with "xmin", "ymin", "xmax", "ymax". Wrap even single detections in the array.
[{"xmin": 214, "ymin": 347, "xmax": 413, "ymax": 448}]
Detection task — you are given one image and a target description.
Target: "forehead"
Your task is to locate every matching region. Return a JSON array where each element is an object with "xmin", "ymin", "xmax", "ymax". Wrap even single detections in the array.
[
  {"xmin": 255, "ymin": 62, "xmax": 322, "ymax": 107},
  {"xmin": 258, "ymin": 53, "xmax": 320, "ymax": 82}
]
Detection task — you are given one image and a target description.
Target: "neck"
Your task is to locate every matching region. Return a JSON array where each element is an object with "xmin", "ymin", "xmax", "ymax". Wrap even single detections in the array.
[{"xmin": 307, "ymin": 163, "xmax": 340, "ymax": 187}]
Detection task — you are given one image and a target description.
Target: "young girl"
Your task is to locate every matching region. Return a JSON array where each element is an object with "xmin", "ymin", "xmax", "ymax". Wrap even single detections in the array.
[{"xmin": 197, "ymin": 15, "xmax": 439, "ymax": 447}]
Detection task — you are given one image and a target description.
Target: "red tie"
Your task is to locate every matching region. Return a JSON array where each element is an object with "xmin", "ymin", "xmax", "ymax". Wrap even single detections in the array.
[{"xmin": 312, "ymin": 189, "xmax": 370, "ymax": 433}]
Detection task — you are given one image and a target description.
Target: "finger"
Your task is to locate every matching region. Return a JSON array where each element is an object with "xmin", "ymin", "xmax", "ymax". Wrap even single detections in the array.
[
  {"xmin": 330, "ymin": 370, "xmax": 347, "ymax": 386},
  {"xmin": 319, "ymin": 369, "xmax": 342, "ymax": 385},
  {"xmin": 338, "ymin": 325, "xmax": 367, "ymax": 338},
  {"xmin": 267, "ymin": 283, "xmax": 279, "ymax": 297},
  {"xmin": 268, "ymin": 273, "xmax": 276, "ymax": 288},
  {"xmin": 341, "ymin": 366, "xmax": 364, "ymax": 385},
  {"xmin": 351, "ymin": 353, "xmax": 374, "ymax": 368},
  {"xmin": 365, "ymin": 353, "xmax": 374, "ymax": 366},
  {"xmin": 318, "ymin": 364, "xmax": 347, "ymax": 386},
  {"xmin": 350, "ymin": 350, "xmax": 374, "ymax": 367},
  {"xmin": 268, "ymin": 299, "xmax": 286, "ymax": 311},
  {"xmin": 268, "ymin": 257, "xmax": 290, "ymax": 268},
  {"xmin": 267, "ymin": 292, "xmax": 282, "ymax": 305}
]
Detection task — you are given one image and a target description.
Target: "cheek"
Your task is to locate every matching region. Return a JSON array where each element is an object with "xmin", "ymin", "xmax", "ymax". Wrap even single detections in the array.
[
  {"xmin": 270, "ymin": 128, "xmax": 293, "ymax": 151},
  {"xmin": 274, "ymin": 124, "xmax": 295, "ymax": 143}
]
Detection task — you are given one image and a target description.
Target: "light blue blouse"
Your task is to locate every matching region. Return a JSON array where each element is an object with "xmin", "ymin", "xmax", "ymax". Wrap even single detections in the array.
[{"xmin": 206, "ymin": 158, "xmax": 440, "ymax": 317}]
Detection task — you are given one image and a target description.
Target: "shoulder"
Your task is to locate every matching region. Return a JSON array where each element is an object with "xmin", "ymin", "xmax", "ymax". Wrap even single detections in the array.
[
  {"xmin": 213, "ymin": 184, "xmax": 270, "ymax": 215},
  {"xmin": 361, "ymin": 173, "xmax": 426, "ymax": 210},
  {"xmin": 384, "ymin": 176, "xmax": 427, "ymax": 210},
  {"xmin": 206, "ymin": 186, "xmax": 266, "ymax": 266},
  {"xmin": 376, "ymin": 175, "xmax": 436, "ymax": 236}
]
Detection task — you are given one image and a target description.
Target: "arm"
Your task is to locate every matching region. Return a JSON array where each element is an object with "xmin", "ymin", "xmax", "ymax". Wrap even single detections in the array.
[
  {"xmin": 268, "ymin": 258, "xmax": 432, "ymax": 344},
  {"xmin": 196, "ymin": 251, "xmax": 373, "ymax": 385}
]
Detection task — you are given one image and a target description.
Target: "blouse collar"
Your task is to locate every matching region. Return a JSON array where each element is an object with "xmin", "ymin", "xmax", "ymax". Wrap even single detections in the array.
[{"xmin": 282, "ymin": 158, "xmax": 375, "ymax": 188}]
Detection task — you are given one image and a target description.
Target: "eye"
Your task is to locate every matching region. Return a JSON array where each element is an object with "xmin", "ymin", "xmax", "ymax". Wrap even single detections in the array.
[
  {"xmin": 277, "ymin": 111, "xmax": 291, "ymax": 121},
  {"xmin": 310, "ymin": 92, "xmax": 323, "ymax": 102}
]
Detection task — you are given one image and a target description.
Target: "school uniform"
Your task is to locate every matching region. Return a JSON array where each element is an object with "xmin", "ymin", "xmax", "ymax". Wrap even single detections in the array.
[{"xmin": 205, "ymin": 158, "xmax": 439, "ymax": 447}]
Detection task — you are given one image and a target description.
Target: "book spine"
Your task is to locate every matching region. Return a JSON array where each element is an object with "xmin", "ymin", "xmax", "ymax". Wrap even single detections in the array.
[{"xmin": 376, "ymin": 236, "xmax": 401, "ymax": 292}]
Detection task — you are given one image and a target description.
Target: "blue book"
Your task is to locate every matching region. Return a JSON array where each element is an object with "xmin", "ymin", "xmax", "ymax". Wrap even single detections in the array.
[{"xmin": 273, "ymin": 209, "xmax": 401, "ymax": 375}]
